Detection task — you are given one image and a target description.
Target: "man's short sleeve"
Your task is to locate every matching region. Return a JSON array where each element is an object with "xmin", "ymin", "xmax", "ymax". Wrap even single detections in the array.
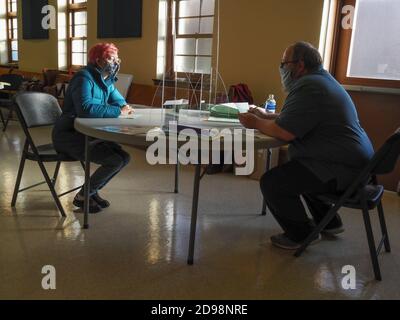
[{"xmin": 275, "ymin": 83, "xmax": 323, "ymax": 139}]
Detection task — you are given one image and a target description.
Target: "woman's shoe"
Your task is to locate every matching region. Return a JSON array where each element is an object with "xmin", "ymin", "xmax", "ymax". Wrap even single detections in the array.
[
  {"xmin": 73, "ymin": 193, "xmax": 102, "ymax": 214},
  {"xmin": 92, "ymin": 193, "xmax": 111, "ymax": 208}
]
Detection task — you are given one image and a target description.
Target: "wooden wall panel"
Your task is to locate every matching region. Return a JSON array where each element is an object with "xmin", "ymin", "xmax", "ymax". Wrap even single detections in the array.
[{"xmin": 349, "ymin": 91, "xmax": 400, "ymax": 191}]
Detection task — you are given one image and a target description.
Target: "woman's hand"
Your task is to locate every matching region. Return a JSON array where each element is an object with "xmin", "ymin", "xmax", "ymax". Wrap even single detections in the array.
[{"xmin": 121, "ymin": 105, "xmax": 134, "ymax": 115}]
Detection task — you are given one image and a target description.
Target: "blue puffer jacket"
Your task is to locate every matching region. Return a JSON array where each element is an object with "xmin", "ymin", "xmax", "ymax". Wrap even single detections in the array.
[
  {"xmin": 62, "ymin": 63, "xmax": 126, "ymax": 118},
  {"xmin": 52, "ymin": 64, "xmax": 127, "ymax": 156}
]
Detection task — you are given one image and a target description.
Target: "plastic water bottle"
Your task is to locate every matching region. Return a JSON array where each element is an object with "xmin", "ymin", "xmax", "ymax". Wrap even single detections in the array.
[{"xmin": 265, "ymin": 94, "xmax": 276, "ymax": 113}]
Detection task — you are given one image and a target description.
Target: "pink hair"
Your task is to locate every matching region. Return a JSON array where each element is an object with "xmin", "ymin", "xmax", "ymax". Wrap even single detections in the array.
[{"xmin": 88, "ymin": 43, "xmax": 119, "ymax": 65}]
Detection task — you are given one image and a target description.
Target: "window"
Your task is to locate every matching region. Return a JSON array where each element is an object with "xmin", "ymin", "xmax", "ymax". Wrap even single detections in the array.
[
  {"xmin": 330, "ymin": 0, "xmax": 400, "ymax": 89},
  {"xmin": 347, "ymin": 0, "xmax": 400, "ymax": 81},
  {"xmin": 67, "ymin": 0, "xmax": 87, "ymax": 69},
  {"xmin": 319, "ymin": 0, "xmax": 338, "ymax": 71},
  {"xmin": 164, "ymin": 0, "xmax": 215, "ymax": 78},
  {"xmin": 6, "ymin": 0, "xmax": 18, "ymax": 63}
]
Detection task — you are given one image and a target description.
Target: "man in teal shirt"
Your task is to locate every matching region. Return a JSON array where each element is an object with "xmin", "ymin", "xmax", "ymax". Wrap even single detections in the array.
[{"xmin": 239, "ymin": 42, "xmax": 374, "ymax": 249}]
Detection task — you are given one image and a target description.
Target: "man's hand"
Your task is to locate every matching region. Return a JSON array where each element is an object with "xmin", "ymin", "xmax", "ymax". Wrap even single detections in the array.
[
  {"xmin": 239, "ymin": 111, "xmax": 296, "ymax": 142},
  {"xmin": 121, "ymin": 105, "xmax": 134, "ymax": 115},
  {"xmin": 248, "ymin": 105, "xmax": 268, "ymax": 118},
  {"xmin": 248, "ymin": 105, "xmax": 279, "ymax": 120},
  {"xmin": 238, "ymin": 112, "xmax": 260, "ymax": 129}
]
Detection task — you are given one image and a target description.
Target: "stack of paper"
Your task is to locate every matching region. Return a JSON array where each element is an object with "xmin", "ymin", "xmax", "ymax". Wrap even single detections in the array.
[
  {"xmin": 206, "ymin": 117, "xmax": 240, "ymax": 123},
  {"xmin": 94, "ymin": 125, "xmax": 159, "ymax": 136},
  {"xmin": 163, "ymin": 99, "xmax": 189, "ymax": 106}
]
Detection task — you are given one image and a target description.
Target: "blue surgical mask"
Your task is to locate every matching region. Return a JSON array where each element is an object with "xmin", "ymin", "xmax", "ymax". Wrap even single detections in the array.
[{"xmin": 279, "ymin": 65, "xmax": 297, "ymax": 93}]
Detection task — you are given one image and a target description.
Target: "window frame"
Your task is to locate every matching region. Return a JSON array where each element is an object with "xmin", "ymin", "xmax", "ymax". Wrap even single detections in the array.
[
  {"xmin": 165, "ymin": 0, "xmax": 215, "ymax": 80},
  {"xmin": 6, "ymin": 0, "xmax": 18, "ymax": 63},
  {"xmin": 332, "ymin": 0, "xmax": 400, "ymax": 89},
  {"xmin": 67, "ymin": 0, "xmax": 87, "ymax": 70}
]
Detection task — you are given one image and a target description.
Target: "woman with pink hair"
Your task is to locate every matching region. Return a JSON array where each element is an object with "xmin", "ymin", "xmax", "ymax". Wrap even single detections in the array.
[{"xmin": 52, "ymin": 43, "xmax": 134, "ymax": 213}]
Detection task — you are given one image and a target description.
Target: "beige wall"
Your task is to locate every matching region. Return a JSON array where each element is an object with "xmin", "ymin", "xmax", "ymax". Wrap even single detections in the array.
[
  {"xmin": 87, "ymin": 0, "xmax": 159, "ymax": 86},
  {"xmin": 18, "ymin": 0, "xmax": 59, "ymax": 72},
  {"xmin": 17, "ymin": 0, "xmax": 159, "ymax": 84},
  {"xmin": 17, "ymin": 0, "xmax": 324, "ymax": 103},
  {"xmin": 217, "ymin": 0, "xmax": 325, "ymax": 106}
]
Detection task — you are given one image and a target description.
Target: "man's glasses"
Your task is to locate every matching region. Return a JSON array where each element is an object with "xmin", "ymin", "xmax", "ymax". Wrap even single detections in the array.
[{"xmin": 280, "ymin": 60, "xmax": 299, "ymax": 68}]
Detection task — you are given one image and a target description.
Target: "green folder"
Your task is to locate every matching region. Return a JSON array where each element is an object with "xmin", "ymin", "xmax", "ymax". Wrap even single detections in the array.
[{"xmin": 210, "ymin": 104, "xmax": 240, "ymax": 119}]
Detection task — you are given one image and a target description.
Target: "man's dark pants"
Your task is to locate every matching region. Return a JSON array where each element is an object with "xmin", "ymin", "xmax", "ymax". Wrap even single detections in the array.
[{"xmin": 260, "ymin": 160, "xmax": 343, "ymax": 242}]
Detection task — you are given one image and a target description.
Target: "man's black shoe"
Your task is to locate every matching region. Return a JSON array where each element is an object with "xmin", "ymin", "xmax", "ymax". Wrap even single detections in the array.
[
  {"xmin": 205, "ymin": 164, "xmax": 224, "ymax": 175},
  {"xmin": 322, "ymin": 225, "xmax": 345, "ymax": 235},
  {"xmin": 320, "ymin": 214, "xmax": 345, "ymax": 235}
]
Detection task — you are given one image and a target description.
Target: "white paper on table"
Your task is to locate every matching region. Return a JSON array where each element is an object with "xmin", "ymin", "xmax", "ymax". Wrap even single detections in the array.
[
  {"xmin": 205, "ymin": 117, "xmax": 241, "ymax": 123},
  {"xmin": 94, "ymin": 125, "xmax": 158, "ymax": 136},
  {"xmin": 163, "ymin": 99, "xmax": 189, "ymax": 106},
  {"xmin": 119, "ymin": 113, "xmax": 141, "ymax": 119},
  {"xmin": 143, "ymin": 127, "xmax": 165, "ymax": 138}
]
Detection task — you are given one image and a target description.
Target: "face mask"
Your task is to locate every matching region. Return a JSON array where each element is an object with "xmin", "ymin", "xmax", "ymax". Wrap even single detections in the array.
[
  {"xmin": 98, "ymin": 60, "xmax": 120, "ymax": 78},
  {"xmin": 279, "ymin": 65, "xmax": 297, "ymax": 93},
  {"xmin": 103, "ymin": 61, "xmax": 120, "ymax": 78}
]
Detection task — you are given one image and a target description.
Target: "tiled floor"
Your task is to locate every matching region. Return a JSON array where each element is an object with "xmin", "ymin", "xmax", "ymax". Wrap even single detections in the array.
[{"xmin": 1, "ymin": 122, "xmax": 400, "ymax": 300}]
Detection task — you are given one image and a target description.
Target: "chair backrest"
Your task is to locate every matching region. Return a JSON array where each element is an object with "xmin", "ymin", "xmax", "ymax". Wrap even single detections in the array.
[
  {"xmin": 115, "ymin": 73, "xmax": 133, "ymax": 99},
  {"xmin": 336, "ymin": 128, "xmax": 400, "ymax": 202},
  {"xmin": 14, "ymin": 92, "xmax": 62, "ymax": 129},
  {"xmin": 0, "ymin": 73, "xmax": 24, "ymax": 90},
  {"xmin": 43, "ymin": 68, "xmax": 60, "ymax": 87},
  {"xmin": 370, "ymin": 128, "xmax": 400, "ymax": 175}
]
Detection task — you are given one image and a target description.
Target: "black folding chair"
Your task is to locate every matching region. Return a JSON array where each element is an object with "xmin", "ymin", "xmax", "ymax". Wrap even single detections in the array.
[
  {"xmin": 0, "ymin": 73, "xmax": 24, "ymax": 132},
  {"xmin": 12, "ymin": 92, "xmax": 84, "ymax": 217},
  {"xmin": 295, "ymin": 129, "xmax": 400, "ymax": 281}
]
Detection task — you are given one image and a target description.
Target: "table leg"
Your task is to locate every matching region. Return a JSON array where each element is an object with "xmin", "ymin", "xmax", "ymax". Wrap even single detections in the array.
[
  {"xmin": 174, "ymin": 152, "xmax": 179, "ymax": 194},
  {"xmin": 261, "ymin": 149, "xmax": 272, "ymax": 216},
  {"xmin": 83, "ymin": 135, "xmax": 91, "ymax": 229},
  {"xmin": 187, "ymin": 162, "xmax": 202, "ymax": 265}
]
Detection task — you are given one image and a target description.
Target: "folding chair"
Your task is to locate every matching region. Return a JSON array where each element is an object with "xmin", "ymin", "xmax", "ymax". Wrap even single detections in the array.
[
  {"xmin": 0, "ymin": 73, "xmax": 24, "ymax": 132},
  {"xmin": 12, "ymin": 92, "xmax": 84, "ymax": 217},
  {"xmin": 0, "ymin": 108, "xmax": 7, "ymax": 129},
  {"xmin": 114, "ymin": 73, "xmax": 133, "ymax": 99},
  {"xmin": 295, "ymin": 128, "xmax": 400, "ymax": 281}
]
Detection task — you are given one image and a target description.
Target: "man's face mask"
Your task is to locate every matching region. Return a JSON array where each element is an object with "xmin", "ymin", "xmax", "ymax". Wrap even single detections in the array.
[{"xmin": 279, "ymin": 65, "xmax": 297, "ymax": 93}]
